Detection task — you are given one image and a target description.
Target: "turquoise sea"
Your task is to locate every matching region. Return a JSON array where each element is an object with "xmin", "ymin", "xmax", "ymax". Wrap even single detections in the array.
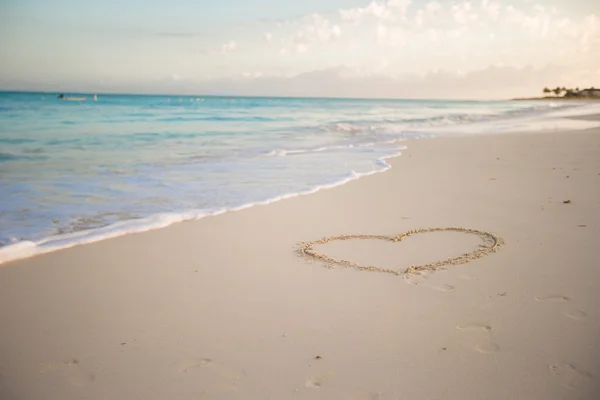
[{"xmin": 1, "ymin": 91, "xmax": 599, "ymax": 263}]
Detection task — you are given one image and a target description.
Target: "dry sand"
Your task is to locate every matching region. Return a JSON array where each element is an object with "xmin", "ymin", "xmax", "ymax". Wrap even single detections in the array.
[{"xmin": 1, "ymin": 127, "xmax": 599, "ymax": 399}]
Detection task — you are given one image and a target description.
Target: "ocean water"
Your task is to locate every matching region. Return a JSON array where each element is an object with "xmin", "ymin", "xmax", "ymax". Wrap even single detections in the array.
[{"xmin": 1, "ymin": 92, "xmax": 600, "ymax": 263}]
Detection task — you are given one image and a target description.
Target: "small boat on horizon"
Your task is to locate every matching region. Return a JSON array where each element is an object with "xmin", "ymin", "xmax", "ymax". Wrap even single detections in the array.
[{"xmin": 57, "ymin": 93, "xmax": 88, "ymax": 101}]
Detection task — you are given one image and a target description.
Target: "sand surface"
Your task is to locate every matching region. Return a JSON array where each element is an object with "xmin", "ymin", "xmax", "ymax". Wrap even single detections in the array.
[{"xmin": 1, "ymin": 127, "xmax": 599, "ymax": 399}]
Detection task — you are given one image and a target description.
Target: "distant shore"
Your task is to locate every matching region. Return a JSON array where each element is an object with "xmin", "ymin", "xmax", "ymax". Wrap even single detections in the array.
[{"xmin": 512, "ymin": 96, "xmax": 600, "ymax": 101}]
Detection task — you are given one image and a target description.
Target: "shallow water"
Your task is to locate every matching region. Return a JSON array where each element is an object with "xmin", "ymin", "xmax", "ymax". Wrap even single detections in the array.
[{"xmin": 1, "ymin": 92, "xmax": 598, "ymax": 263}]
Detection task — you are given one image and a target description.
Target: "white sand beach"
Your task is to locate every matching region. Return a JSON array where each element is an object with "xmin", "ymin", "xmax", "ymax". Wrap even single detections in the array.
[{"xmin": 1, "ymin": 125, "xmax": 599, "ymax": 399}]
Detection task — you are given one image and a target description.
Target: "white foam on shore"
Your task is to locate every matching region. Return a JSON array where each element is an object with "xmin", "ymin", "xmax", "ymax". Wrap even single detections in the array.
[
  {"xmin": 420, "ymin": 102, "xmax": 600, "ymax": 136},
  {"xmin": 265, "ymin": 146, "xmax": 331, "ymax": 157},
  {"xmin": 262, "ymin": 139, "xmax": 410, "ymax": 159},
  {"xmin": 0, "ymin": 153, "xmax": 398, "ymax": 266}
]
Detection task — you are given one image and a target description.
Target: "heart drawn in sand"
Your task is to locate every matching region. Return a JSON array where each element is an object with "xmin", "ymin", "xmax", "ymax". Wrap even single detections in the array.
[{"xmin": 298, "ymin": 227, "xmax": 504, "ymax": 276}]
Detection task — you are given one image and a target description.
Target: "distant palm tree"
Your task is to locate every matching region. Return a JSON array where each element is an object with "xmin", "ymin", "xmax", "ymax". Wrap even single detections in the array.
[
  {"xmin": 543, "ymin": 87, "xmax": 551, "ymax": 95},
  {"xmin": 553, "ymin": 87, "xmax": 563, "ymax": 96}
]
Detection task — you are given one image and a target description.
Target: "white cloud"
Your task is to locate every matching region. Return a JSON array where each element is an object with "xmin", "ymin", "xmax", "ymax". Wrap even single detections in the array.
[
  {"xmin": 280, "ymin": 13, "xmax": 342, "ymax": 54},
  {"xmin": 580, "ymin": 14, "xmax": 600, "ymax": 52},
  {"xmin": 387, "ymin": 0, "xmax": 412, "ymax": 21},
  {"xmin": 376, "ymin": 24, "xmax": 406, "ymax": 47},
  {"xmin": 377, "ymin": 24, "xmax": 388, "ymax": 39},
  {"xmin": 425, "ymin": 1, "xmax": 441, "ymax": 13},
  {"xmin": 221, "ymin": 40, "xmax": 237, "ymax": 54},
  {"xmin": 341, "ymin": 2, "xmax": 388, "ymax": 21},
  {"xmin": 452, "ymin": 2, "xmax": 478, "ymax": 25},
  {"xmin": 296, "ymin": 43, "xmax": 308, "ymax": 53},
  {"xmin": 266, "ymin": 0, "xmax": 599, "ymax": 77},
  {"xmin": 340, "ymin": 0, "xmax": 411, "ymax": 22},
  {"xmin": 242, "ymin": 71, "xmax": 263, "ymax": 78},
  {"xmin": 299, "ymin": 14, "xmax": 341, "ymax": 42},
  {"xmin": 264, "ymin": 33, "xmax": 273, "ymax": 43},
  {"xmin": 480, "ymin": 0, "xmax": 500, "ymax": 21},
  {"xmin": 414, "ymin": 1, "xmax": 442, "ymax": 27},
  {"xmin": 332, "ymin": 25, "xmax": 342, "ymax": 37},
  {"xmin": 503, "ymin": 3, "xmax": 600, "ymax": 50},
  {"xmin": 518, "ymin": 10, "xmax": 550, "ymax": 38}
]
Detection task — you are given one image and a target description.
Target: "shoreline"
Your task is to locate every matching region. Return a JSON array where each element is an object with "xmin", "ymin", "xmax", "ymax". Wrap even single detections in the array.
[
  {"xmin": 0, "ymin": 151, "xmax": 400, "ymax": 266},
  {"xmin": 1, "ymin": 124, "xmax": 599, "ymax": 399},
  {"xmin": 512, "ymin": 97, "xmax": 600, "ymax": 101},
  {"xmin": 2, "ymin": 99, "xmax": 600, "ymax": 265},
  {"xmin": 3, "ymin": 107, "xmax": 600, "ymax": 267}
]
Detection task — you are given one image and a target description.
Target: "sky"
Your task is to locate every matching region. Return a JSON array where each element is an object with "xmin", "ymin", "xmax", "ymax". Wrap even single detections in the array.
[{"xmin": 1, "ymin": 0, "xmax": 599, "ymax": 99}]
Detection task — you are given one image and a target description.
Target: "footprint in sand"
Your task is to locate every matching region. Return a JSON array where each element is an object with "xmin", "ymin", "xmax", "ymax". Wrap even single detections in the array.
[
  {"xmin": 550, "ymin": 363, "xmax": 592, "ymax": 390},
  {"xmin": 39, "ymin": 359, "xmax": 96, "ymax": 387},
  {"xmin": 177, "ymin": 357, "xmax": 243, "ymax": 394},
  {"xmin": 456, "ymin": 323, "xmax": 492, "ymax": 333},
  {"xmin": 456, "ymin": 323, "xmax": 499, "ymax": 354},
  {"xmin": 432, "ymin": 284, "xmax": 456, "ymax": 292},
  {"xmin": 564, "ymin": 308, "xmax": 587, "ymax": 320},
  {"xmin": 304, "ymin": 373, "xmax": 331, "ymax": 389},
  {"xmin": 403, "ymin": 270, "xmax": 431, "ymax": 286},
  {"xmin": 475, "ymin": 342, "xmax": 500, "ymax": 354},
  {"xmin": 535, "ymin": 295, "xmax": 570, "ymax": 302},
  {"xmin": 179, "ymin": 357, "xmax": 213, "ymax": 373},
  {"xmin": 535, "ymin": 295, "xmax": 587, "ymax": 320},
  {"xmin": 68, "ymin": 369, "xmax": 96, "ymax": 387}
]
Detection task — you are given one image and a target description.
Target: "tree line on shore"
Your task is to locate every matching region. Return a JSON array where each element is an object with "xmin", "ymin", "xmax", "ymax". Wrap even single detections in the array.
[{"xmin": 543, "ymin": 87, "xmax": 598, "ymax": 97}]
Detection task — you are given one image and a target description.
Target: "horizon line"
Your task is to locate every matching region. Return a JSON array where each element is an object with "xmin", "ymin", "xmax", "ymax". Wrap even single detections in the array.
[{"xmin": 0, "ymin": 89, "xmax": 513, "ymax": 103}]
